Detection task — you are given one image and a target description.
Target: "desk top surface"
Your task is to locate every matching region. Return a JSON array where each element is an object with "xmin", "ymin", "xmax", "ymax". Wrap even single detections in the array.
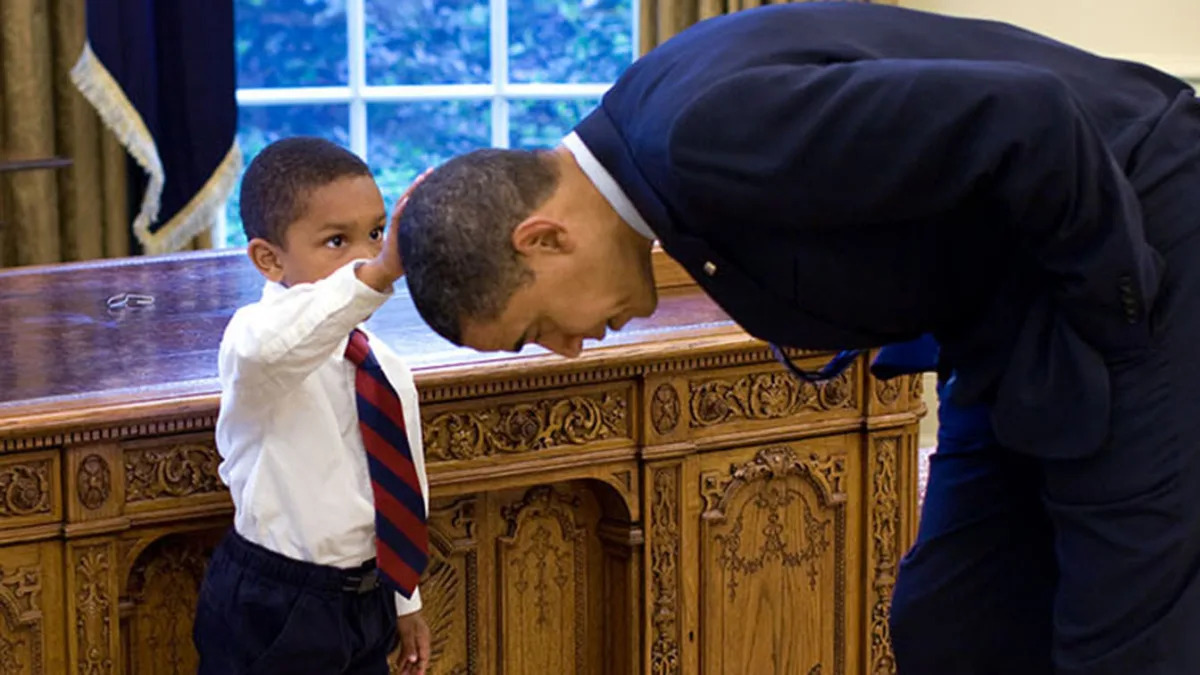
[{"xmin": 0, "ymin": 251, "xmax": 745, "ymax": 431}]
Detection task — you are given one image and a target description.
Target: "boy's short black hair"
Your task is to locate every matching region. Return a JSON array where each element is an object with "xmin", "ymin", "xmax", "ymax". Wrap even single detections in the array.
[{"xmin": 239, "ymin": 137, "xmax": 372, "ymax": 246}]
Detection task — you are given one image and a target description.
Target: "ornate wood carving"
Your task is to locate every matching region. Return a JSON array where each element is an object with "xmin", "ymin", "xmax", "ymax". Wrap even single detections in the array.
[
  {"xmin": 498, "ymin": 486, "xmax": 590, "ymax": 674},
  {"xmin": 875, "ymin": 378, "xmax": 902, "ymax": 407},
  {"xmin": 461, "ymin": 555, "xmax": 478, "ymax": 675},
  {"xmin": 0, "ymin": 250, "xmax": 928, "ymax": 675},
  {"xmin": 870, "ymin": 437, "xmax": 901, "ymax": 675},
  {"xmin": 700, "ymin": 445, "xmax": 849, "ymax": 675},
  {"xmin": 416, "ymin": 344, "xmax": 831, "ymax": 404},
  {"xmin": 420, "ymin": 552, "xmax": 465, "ymax": 673},
  {"xmin": 434, "ymin": 497, "xmax": 478, "ymax": 543},
  {"xmin": 0, "ymin": 461, "xmax": 51, "ymax": 519},
  {"xmin": 404, "ymin": 497, "xmax": 479, "ymax": 675},
  {"xmin": 688, "ymin": 366, "xmax": 856, "ymax": 428},
  {"xmin": 909, "ymin": 372, "xmax": 924, "ymax": 400},
  {"xmin": 0, "ymin": 564, "xmax": 44, "ymax": 674},
  {"xmin": 716, "ymin": 484, "xmax": 831, "ymax": 596},
  {"xmin": 0, "ymin": 348, "xmax": 872, "ymax": 454},
  {"xmin": 702, "ymin": 447, "xmax": 847, "ymax": 514},
  {"xmin": 501, "ymin": 488, "xmax": 583, "ymax": 627},
  {"xmin": 76, "ymin": 456, "xmax": 111, "ymax": 511},
  {"xmin": 423, "ymin": 389, "xmax": 630, "ymax": 461},
  {"xmin": 649, "ymin": 467, "xmax": 681, "ymax": 675},
  {"xmin": 701, "ymin": 447, "xmax": 846, "ymax": 599},
  {"xmin": 125, "ymin": 444, "xmax": 223, "ymax": 503},
  {"xmin": 1, "ymin": 415, "xmax": 218, "ymax": 453},
  {"xmin": 74, "ymin": 544, "xmax": 114, "ymax": 675},
  {"xmin": 650, "ymin": 384, "xmax": 682, "ymax": 435},
  {"xmin": 125, "ymin": 536, "xmax": 212, "ymax": 675},
  {"xmin": 515, "ymin": 524, "xmax": 573, "ymax": 625}
]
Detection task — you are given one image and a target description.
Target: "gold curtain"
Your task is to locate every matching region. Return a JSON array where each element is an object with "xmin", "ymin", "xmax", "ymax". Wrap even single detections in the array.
[
  {"xmin": 0, "ymin": 0, "xmax": 131, "ymax": 267},
  {"xmin": 639, "ymin": 0, "xmax": 891, "ymax": 52}
]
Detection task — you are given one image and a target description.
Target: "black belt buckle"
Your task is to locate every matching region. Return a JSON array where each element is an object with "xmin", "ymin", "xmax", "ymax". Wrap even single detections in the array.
[{"xmin": 343, "ymin": 569, "xmax": 379, "ymax": 594}]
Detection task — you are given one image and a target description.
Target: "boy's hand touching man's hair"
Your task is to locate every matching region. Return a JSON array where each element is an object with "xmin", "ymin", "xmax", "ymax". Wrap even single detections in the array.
[{"xmin": 357, "ymin": 168, "xmax": 433, "ymax": 293}]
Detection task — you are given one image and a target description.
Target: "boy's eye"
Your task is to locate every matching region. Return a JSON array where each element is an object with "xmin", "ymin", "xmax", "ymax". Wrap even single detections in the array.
[
  {"xmin": 369, "ymin": 227, "xmax": 384, "ymax": 241},
  {"xmin": 325, "ymin": 235, "xmax": 345, "ymax": 248}
]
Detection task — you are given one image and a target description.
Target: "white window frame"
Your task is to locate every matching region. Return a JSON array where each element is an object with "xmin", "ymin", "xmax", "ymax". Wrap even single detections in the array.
[
  {"xmin": 220, "ymin": 0, "xmax": 636, "ymax": 246},
  {"xmin": 233, "ymin": 0, "xmax": 636, "ymax": 157}
]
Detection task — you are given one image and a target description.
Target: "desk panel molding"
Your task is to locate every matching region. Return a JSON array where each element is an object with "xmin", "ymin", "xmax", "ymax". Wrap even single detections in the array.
[{"xmin": 0, "ymin": 251, "xmax": 923, "ymax": 674}]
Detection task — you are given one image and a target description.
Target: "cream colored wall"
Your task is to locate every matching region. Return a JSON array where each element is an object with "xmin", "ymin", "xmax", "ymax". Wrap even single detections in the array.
[
  {"xmin": 899, "ymin": 0, "xmax": 1200, "ymax": 84},
  {"xmin": 897, "ymin": 0, "xmax": 1199, "ymax": 447}
]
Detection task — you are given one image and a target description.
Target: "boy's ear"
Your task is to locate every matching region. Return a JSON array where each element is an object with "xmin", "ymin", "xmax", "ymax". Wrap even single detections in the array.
[{"xmin": 247, "ymin": 238, "xmax": 285, "ymax": 283}]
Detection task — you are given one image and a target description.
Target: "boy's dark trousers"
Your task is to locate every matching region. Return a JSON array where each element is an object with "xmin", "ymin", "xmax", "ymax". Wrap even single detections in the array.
[{"xmin": 194, "ymin": 529, "xmax": 399, "ymax": 674}]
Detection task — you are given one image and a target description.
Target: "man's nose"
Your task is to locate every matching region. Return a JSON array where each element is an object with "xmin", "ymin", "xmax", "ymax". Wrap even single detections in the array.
[{"xmin": 538, "ymin": 334, "xmax": 584, "ymax": 358}]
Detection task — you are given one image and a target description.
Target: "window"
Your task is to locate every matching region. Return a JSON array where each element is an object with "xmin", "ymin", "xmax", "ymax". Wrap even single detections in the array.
[{"xmin": 222, "ymin": 0, "xmax": 637, "ymax": 248}]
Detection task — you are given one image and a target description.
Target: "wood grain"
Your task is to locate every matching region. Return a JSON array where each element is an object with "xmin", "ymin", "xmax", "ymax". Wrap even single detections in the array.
[{"xmin": 0, "ymin": 250, "xmax": 924, "ymax": 674}]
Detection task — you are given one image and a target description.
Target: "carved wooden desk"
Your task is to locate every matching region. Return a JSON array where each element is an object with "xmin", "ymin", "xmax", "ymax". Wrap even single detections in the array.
[{"xmin": 0, "ymin": 250, "xmax": 923, "ymax": 675}]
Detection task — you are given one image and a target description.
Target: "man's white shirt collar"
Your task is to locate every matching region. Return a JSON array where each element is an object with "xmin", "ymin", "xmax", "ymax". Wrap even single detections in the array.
[{"xmin": 561, "ymin": 132, "xmax": 655, "ymax": 240}]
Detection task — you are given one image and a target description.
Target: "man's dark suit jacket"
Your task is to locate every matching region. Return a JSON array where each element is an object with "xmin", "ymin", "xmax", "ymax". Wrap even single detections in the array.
[{"xmin": 573, "ymin": 2, "xmax": 1200, "ymax": 459}]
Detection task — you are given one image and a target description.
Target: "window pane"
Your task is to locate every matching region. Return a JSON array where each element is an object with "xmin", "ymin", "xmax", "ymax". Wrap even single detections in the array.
[
  {"xmin": 509, "ymin": 0, "xmax": 634, "ymax": 83},
  {"xmin": 367, "ymin": 101, "xmax": 492, "ymax": 209},
  {"xmin": 223, "ymin": 104, "xmax": 352, "ymax": 249},
  {"xmin": 364, "ymin": 0, "xmax": 490, "ymax": 85},
  {"xmin": 509, "ymin": 98, "xmax": 597, "ymax": 149},
  {"xmin": 235, "ymin": 0, "xmax": 348, "ymax": 88}
]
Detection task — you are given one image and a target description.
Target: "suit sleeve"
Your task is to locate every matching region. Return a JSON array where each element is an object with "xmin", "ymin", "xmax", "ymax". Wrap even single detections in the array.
[{"xmin": 667, "ymin": 59, "xmax": 1163, "ymax": 356}]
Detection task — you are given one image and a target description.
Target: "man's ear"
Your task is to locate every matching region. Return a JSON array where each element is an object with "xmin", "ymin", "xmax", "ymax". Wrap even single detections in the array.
[
  {"xmin": 511, "ymin": 217, "xmax": 573, "ymax": 257},
  {"xmin": 247, "ymin": 238, "xmax": 286, "ymax": 283}
]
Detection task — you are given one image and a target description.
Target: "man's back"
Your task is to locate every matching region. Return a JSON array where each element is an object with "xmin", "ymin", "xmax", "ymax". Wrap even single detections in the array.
[
  {"xmin": 580, "ymin": 7, "xmax": 1200, "ymax": 673},
  {"xmin": 617, "ymin": 2, "xmax": 1193, "ymax": 171},
  {"xmin": 576, "ymin": 1, "xmax": 1200, "ymax": 458}
]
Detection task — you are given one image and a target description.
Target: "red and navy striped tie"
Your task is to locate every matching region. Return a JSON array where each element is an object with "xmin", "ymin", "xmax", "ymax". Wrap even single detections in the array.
[{"xmin": 345, "ymin": 329, "xmax": 428, "ymax": 598}]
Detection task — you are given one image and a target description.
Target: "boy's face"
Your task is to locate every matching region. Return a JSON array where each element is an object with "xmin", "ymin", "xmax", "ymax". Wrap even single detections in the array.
[{"xmin": 249, "ymin": 175, "xmax": 387, "ymax": 287}]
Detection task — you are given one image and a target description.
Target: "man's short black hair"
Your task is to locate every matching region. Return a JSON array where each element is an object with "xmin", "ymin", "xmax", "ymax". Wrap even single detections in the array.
[
  {"xmin": 239, "ymin": 136, "xmax": 372, "ymax": 246},
  {"xmin": 398, "ymin": 148, "xmax": 559, "ymax": 345}
]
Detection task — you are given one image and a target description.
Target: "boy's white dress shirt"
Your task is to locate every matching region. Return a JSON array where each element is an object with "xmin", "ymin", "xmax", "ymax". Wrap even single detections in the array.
[{"xmin": 216, "ymin": 260, "xmax": 427, "ymax": 615}]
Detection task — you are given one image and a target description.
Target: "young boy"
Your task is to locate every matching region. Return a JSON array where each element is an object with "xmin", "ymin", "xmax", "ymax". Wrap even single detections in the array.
[{"xmin": 194, "ymin": 137, "xmax": 431, "ymax": 675}]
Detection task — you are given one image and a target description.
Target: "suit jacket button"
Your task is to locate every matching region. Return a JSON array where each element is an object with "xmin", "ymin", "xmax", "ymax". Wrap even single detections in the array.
[{"xmin": 703, "ymin": 261, "xmax": 717, "ymax": 276}]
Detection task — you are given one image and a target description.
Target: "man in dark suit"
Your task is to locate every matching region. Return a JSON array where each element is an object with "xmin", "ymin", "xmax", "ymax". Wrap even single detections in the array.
[{"xmin": 395, "ymin": 3, "xmax": 1200, "ymax": 673}]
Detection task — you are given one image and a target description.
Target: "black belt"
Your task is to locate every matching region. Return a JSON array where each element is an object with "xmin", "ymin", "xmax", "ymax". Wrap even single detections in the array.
[
  {"xmin": 343, "ymin": 559, "xmax": 379, "ymax": 590},
  {"xmin": 218, "ymin": 530, "xmax": 385, "ymax": 595}
]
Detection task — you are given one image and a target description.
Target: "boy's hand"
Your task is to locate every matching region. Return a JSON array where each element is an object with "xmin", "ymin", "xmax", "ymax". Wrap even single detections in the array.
[
  {"xmin": 390, "ymin": 168, "xmax": 434, "ymax": 235},
  {"xmin": 381, "ymin": 168, "xmax": 434, "ymax": 279},
  {"xmin": 357, "ymin": 169, "xmax": 432, "ymax": 292},
  {"xmin": 395, "ymin": 610, "xmax": 431, "ymax": 674}
]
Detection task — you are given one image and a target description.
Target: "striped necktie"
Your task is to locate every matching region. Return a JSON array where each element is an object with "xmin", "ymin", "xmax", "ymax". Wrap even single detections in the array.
[{"xmin": 345, "ymin": 329, "xmax": 428, "ymax": 598}]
